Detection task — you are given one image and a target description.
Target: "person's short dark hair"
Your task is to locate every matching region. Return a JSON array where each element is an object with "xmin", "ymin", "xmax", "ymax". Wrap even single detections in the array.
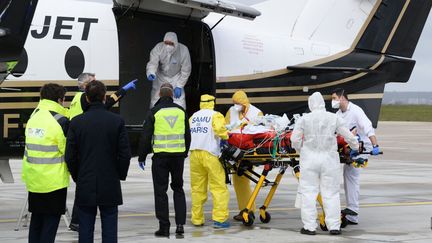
[
  {"xmin": 85, "ymin": 80, "xmax": 106, "ymax": 103},
  {"xmin": 40, "ymin": 83, "xmax": 66, "ymax": 102},
  {"xmin": 331, "ymin": 88, "xmax": 349, "ymax": 100}
]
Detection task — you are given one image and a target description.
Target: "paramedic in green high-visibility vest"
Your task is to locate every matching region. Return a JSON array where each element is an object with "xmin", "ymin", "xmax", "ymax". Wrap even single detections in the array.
[
  {"xmin": 137, "ymin": 82, "xmax": 191, "ymax": 238},
  {"xmin": 21, "ymin": 83, "xmax": 70, "ymax": 243},
  {"xmin": 69, "ymin": 73, "xmax": 138, "ymax": 120},
  {"xmin": 68, "ymin": 73, "xmax": 138, "ymax": 231}
]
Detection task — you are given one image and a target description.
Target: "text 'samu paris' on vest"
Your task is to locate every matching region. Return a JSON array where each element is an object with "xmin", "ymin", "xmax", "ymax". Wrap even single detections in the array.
[{"xmin": 189, "ymin": 109, "xmax": 221, "ymax": 157}]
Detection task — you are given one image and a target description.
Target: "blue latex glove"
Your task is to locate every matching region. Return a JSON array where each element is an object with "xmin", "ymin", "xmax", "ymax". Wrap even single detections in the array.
[
  {"xmin": 174, "ymin": 87, "xmax": 182, "ymax": 99},
  {"xmin": 350, "ymin": 149, "xmax": 359, "ymax": 158},
  {"xmin": 138, "ymin": 161, "xmax": 145, "ymax": 171},
  {"xmin": 371, "ymin": 145, "xmax": 380, "ymax": 155},
  {"xmin": 147, "ymin": 74, "xmax": 156, "ymax": 81},
  {"xmin": 122, "ymin": 79, "xmax": 137, "ymax": 91}
]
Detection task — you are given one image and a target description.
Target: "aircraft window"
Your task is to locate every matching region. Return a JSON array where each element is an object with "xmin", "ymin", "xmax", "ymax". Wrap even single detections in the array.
[
  {"xmin": 64, "ymin": 46, "xmax": 85, "ymax": 79},
  {"xmin": 11, "ymin": 48, "xmax": 28, "ymax": 78}
]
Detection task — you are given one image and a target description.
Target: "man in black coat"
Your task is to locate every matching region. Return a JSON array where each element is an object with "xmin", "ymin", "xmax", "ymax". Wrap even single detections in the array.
[
  {"xmin": 138, "ymin": 83, "xmax": 191, "ymax": 237},
  {"xmin": 65, "ymin": 80, "xmax": 131, "ymax": 243}
]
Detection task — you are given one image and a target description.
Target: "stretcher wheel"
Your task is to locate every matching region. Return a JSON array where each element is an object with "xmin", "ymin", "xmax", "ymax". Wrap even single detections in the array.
[
  {"xmin": 242, "ymin": 212, "xmax": 255, "ymax": 226},
  {"xmin": 259, "ymin": 211, "xmax": 271, "ymax": 223},
  {"xmin": 320, "ymin": 223, "xmax": 328, "ymax": 231}
]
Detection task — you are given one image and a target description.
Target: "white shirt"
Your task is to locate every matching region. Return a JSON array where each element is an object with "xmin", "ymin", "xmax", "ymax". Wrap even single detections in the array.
[{"xmin": 336, "ymin": 102, "xmax": 375, "ymax": 150}]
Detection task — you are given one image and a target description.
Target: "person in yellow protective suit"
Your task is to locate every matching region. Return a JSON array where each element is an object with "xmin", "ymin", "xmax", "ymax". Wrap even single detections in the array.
[
  {"xmin": 225, "ymin": 90, "xmax": 263, "ymax": 221},
  {"xmin": 189, "ymin": 94, "xmax": 230, "ymax": 228}
]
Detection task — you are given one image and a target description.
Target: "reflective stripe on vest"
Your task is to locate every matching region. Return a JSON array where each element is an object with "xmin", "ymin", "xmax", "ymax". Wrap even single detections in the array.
[
  {"xmin": 25, "ymin": 150, "xmax": 65, "ymax": 164},
  {"xmin": 153, "ymin": 107, "xmax": 186, "ymax": 153},
  {"xmin": 26, "ymin": 143, "xmax": 59, "ymax": 152},
  {"xmin": 153, "ymin": 134, "xmax": 185, "ymax": 140}
]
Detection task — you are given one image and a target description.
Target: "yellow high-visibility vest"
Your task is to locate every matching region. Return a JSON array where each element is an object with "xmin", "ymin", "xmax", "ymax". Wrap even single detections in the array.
[
  {"xmin": 153, "ymin": 107, "xmax": 186, "ymax": 153},
  {"xmin": 69, "ymin": 92, "xmax": 84, "ymax": 120},
  {"xmin": 22, "ymin": 99, "xmax": 70, "ymax": 193}
]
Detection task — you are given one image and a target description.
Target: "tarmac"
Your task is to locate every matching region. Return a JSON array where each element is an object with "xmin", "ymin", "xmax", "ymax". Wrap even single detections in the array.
[{"xmin": 1, "ymin": 121, "xmax": 431, "ymax": 243}]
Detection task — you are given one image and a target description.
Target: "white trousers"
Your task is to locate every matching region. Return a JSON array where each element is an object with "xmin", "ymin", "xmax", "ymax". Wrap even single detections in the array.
[
  {"xmin": 343, "ymin": 164, "xmax": 361, "ymax": 223},
  {"xmin": 300, "ymin": 158, "xmax": 341, "ymax": 231}
]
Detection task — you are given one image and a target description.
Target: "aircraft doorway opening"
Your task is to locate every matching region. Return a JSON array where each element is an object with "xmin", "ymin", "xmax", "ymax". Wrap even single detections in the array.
[{"xmin": 115, "ymin": 11, "xmax": 216, "ymax": 126}]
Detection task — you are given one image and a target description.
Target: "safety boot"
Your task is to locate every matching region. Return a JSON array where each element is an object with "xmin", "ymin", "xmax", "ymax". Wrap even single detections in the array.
[
  {"xmin": 155, "ymin": 228, "xmax": 170, "ymax": 238},
  {"xmin": 329, "ymin": 229, "xmax": 342, "ymax": 235},
  {"xmin": 300, "ymin": 228, "xmax": 316, "ymax": 235},
  {"xmin": 175, "ymin": 225, "xmax": 184, "ymax": 235}
]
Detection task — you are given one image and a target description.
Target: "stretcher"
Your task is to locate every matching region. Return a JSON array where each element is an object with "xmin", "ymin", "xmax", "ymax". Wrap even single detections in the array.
[
  {"xmin": 220, "ymin": 129, "xmax": 302, "ymax": 226},
  {"xmin": 220, "ymin": 130, "xmax": 380, "ymax": 229}
]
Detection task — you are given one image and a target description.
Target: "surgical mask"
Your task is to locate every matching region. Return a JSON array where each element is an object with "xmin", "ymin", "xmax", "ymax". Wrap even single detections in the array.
[
  {"xmin": 165, "ymin": 45, "xmax": 175, "ymax": 53},
  {"xmin": 331, "ymin": 100, "xmax": 340, "ymax": 109},
  {"xmin": 234, "ymin": 104, "xmax": 243, "ymax": 112}
]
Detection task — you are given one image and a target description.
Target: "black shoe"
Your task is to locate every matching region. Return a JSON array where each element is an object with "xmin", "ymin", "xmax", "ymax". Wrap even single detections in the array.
[
  {"xmin": 175, "ymin": 225, "xmax": 184, "ymax": 235},
  {"xmin": 155, "ymin": 228, "xmax": 169, "ymax": 238},
  {"xmin": 346, "ymin": 218, "xmax": 358, "ymax": 225},
  {"xmin": 341, "ymin": 208, "xmax": 358, "ymax": 216},
  {"xmin": 329, "ymin": 229, "xmax": 341, "ymax": 235},
  {"xmin": 69, "ymin": 223, "xmax": 79, "ymax": 232},
  {"xmin": 233, "ymin": 213, "xmax": 243, "ymax": 221},
  {"xmin": 300, "ymin": 228, "xmax": 316, "ymax": 235},
  {"xmin": 341, "ymin": 217, "xmax": 358, "ymax": 228}
]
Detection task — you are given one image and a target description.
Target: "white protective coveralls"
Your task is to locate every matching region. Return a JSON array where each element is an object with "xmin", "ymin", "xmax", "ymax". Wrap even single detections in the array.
[
  {"xmin": 146, "ymin": 32, "xmax": 191, "ymax": 109},
  {"xmin": 291, "ymin": 92, "xmax": 359, "ymax": 231}
]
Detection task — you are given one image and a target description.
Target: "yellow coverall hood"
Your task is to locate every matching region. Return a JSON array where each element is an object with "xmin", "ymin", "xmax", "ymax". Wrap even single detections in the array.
[
  {"xmin": 232, "ymin": 90, "xmax": 250, "ymax": 113},
  {"xmin": 200, "ymin": 94, "xmax": 215, "ymax": 110}
]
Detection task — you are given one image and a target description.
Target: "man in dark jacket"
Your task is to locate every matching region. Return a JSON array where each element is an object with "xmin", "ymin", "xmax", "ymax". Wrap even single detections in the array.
[
  {"xmin": 138, "ymin": 83, "xmax": 191, "ymax": 237},
  {"xmin": 68, "ymin": 73, "xmax": 137, "ymax": 232},
  {"xmin": 65, "ymin": 80, "xmax": 131, "ymax": 243}
]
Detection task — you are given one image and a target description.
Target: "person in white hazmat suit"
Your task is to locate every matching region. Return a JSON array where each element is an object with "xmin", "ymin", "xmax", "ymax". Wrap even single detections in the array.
[
  {"xmin": 291, "ymin": 92, "xmax": 359, "ymax": 236},
  {"xmin": 146, "ymin": 32, "xmax": 191, "ymax": 109}
]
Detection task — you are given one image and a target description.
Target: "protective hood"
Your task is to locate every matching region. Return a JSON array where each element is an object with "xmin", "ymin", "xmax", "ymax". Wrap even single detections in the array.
[
  {"xmin": 200, "ymin": 94, "xmax": 215, "ymax": 110},
  {"xmin": 308, "ymin": 92, "xmax": 326, "ymax": 112},
  {"xmin": 163, "ymin": 32, "xmax": 179, "ymax": 50},
  {"xmin": 232, "ymin": 90, "xmax": 250, "ymax": 113},
  {"xmin": 232, "ymin": 90, "xmax": 249, "ymax": 106}
]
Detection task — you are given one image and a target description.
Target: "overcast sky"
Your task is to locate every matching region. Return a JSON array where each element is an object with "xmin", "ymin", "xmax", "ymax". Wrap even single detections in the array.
[{"xmin": 234, "ymin": 0, "xmax": 432, "ymax": 92}]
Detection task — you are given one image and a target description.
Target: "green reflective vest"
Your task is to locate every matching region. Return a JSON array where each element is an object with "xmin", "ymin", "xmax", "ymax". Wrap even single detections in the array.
[
  {"xmin": 22, "ymin": 99, "xmax": 70, "ymax": 193},
  {"xmin": 69, "ymin": 92, "xmax": 84, "ymax": 120},
  {"xmin": 153, "ymin": 107, "xmax": 186, "ymax": 153}
]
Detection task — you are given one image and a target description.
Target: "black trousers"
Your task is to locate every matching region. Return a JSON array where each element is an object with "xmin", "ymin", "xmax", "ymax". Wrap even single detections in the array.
[
  {"xmin": 70, "ymin": 197, "xmax": 79, "ymax": 225},
  {"xmin": 152, "ymin": 155, "xmax": 186, "ymax": 228},
  {"xmin": 79, "ymin": 205, "xmax": 118, "ymax": 243},
  {"xmin": 28, "ymin": 213, "xmax": 61, "ymax": 243}
]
